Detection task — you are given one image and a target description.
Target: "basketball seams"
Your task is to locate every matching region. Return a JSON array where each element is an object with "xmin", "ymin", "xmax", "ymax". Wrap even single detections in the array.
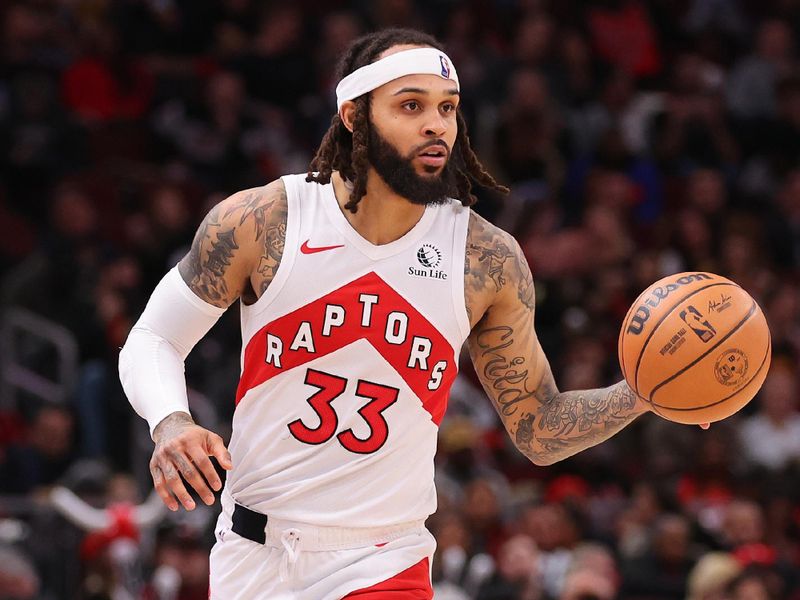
[
  {"xmin": 650, "ymin": 329, "xmax": 771, "ymax": 412},
  {"xmin": 631, "ymin": 281, "xmax": 733, "ymax": 396},
  {"xmin": 649, "ymin": 299, "xmax": 757, "ymax": 403}
]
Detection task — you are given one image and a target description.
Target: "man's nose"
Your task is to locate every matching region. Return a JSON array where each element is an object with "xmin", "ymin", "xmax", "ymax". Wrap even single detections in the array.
[{"xmin": 422, "ymin": 112, "xmax": 448, "ymax": 137}]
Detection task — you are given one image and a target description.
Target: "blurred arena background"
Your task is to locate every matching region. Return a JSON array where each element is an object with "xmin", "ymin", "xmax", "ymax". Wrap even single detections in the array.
[{"xmin": 1, "ymin": 1, "xmax": 800, "ymax": 598}]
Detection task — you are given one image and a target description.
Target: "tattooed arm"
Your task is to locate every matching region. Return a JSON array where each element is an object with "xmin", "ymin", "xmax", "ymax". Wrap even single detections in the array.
[
  {"xmin": 178, "ymin": 179, "xmax": 287, "ymax": 307},
  {"xmin": 141, "ymin": 180, "xmax": 286, "ymax": 511},
  {"xmin": 464, "ymin": 212, "xmax": 649, "ymax": 465}
]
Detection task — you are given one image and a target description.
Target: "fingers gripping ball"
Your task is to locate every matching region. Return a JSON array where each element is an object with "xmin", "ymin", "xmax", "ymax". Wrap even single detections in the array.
[{"xmin": 619, "ymin": 272, "xmax": 771, "ymax": 424}]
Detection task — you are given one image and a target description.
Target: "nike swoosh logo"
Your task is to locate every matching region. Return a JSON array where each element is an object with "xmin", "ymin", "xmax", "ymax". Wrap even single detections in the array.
[{"xmin": 300, "ymin": 240, "xmax": 345, "ymax": 254}]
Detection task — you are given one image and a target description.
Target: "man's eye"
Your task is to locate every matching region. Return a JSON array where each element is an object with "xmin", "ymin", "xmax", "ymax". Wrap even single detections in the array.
[
  {"xmin": 403, "ymin": 101, "xmax": 419, "ymax": 111},
  {"xmin": 442, "ymin": 103, "xmax": 455, "ymax": 113}
]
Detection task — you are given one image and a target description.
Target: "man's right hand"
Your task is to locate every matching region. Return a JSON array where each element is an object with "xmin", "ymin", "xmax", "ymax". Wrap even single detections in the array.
[{"xmin": 150, "ymin": 412, "xmax": 233, "ymax": 511}]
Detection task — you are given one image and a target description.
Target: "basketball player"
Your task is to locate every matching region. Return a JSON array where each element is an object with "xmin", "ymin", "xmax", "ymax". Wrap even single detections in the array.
[{"xmin": 119, "ymin": 29, "xmax": 653, "ymax": 599}]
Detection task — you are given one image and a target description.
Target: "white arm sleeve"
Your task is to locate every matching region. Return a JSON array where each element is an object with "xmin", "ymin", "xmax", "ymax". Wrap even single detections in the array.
[{"xmin": 119, "ymin": 267, "xmax": 225, "ymax": 438}]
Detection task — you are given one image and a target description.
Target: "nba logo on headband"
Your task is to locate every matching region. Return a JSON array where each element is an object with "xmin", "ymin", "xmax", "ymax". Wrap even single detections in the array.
[{"xmin": 439, "ymin": 56, "xmax": 450, "ymax": 79}]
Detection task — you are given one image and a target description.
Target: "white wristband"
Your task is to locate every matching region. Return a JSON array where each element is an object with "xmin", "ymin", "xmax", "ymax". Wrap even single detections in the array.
[{"xmin": 119, "ymin": 267, "xmax": 225, "ymax": 438}]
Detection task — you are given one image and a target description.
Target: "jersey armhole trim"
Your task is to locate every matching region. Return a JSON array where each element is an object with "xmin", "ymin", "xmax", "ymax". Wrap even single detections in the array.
[
  {"xmin": 240, "ymin": 175, "xmax": 301, "ymax": 317},
  {"xmin": 450, "ymin": 204, "xmax": 471, "ymax": 343}
]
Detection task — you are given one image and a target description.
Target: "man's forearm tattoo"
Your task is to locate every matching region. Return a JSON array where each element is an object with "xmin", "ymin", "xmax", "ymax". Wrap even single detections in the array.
[
  {"xmin": 475, "ymin": 325, "xmax": 536, "ymax": 417},
  {"xmin": 536, "ymin": 384, "xmax": 638, "ymax": 436},
  {"xmin": 515, "ymin": 412, "xmax": 536, "ymax": 448}
]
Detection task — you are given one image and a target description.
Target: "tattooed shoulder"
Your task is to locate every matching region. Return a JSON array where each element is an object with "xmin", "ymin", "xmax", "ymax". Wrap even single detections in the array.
[
  {"xmin": 178, "ymin": 180, "xmax": 287, "ymax": 308},
  {"xmin": 464, "ymin": 211, "xmax": 535, "ymax": 327},
  {"xmin": 252, "ymin": 181, "xmax": 287, "ymax": 296}
]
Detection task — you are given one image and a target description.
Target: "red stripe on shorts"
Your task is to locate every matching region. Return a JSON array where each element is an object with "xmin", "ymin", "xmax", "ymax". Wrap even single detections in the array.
[{"xmin": 343, "ymin": 557, "xmax": 432, "ymax": 599}]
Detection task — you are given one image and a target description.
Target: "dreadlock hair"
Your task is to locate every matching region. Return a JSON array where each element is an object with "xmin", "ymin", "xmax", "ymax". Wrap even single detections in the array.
[{"xmin": 307, "ymin": 28, "xmax": 509, "ymax": 213}]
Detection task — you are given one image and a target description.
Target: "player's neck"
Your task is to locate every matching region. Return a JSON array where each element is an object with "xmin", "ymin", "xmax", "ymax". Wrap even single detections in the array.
[{"xmin": 331, "ymin": 171, "xmax": 427, "ymax": 246}]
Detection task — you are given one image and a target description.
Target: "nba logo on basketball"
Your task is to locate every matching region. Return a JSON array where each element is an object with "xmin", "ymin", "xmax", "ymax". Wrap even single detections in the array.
[
  {"xmin": 439, "ymin": 56, "xmax": 450, "ymax": 78},
  {"xmin": 679, "ymin": 305, "xmax": 716, "ymax": 342}
]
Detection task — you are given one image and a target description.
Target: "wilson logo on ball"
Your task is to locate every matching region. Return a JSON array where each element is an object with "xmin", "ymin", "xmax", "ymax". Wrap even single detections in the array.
[{"xmin": 626, "ymin": 273, "xmax": 713, "ymax": 335}]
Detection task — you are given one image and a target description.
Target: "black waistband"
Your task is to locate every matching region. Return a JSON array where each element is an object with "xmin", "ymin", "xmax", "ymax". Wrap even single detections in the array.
[{"xmin": 231, "ymin": 503, "xmax": 268, "ymax": 545}]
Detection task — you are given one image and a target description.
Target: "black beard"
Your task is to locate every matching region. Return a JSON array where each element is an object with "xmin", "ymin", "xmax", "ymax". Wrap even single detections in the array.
[{"xmin": 367, "ymin": 125, "xmax": 457, "ymax": 206}]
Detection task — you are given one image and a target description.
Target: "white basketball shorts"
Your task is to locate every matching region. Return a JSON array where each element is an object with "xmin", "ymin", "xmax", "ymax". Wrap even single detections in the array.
[{"xmin": 209, "ymin": 502, "xmax": 436, "ymax": 599}]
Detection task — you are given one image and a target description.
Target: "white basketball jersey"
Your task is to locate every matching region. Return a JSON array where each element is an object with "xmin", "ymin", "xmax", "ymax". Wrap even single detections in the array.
[{"xmin": 225, "ymin": 174, "xmax": 471, "ymax": 527}]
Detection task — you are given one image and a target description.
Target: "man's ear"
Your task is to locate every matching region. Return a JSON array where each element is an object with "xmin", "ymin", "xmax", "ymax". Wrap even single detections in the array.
[{"xmin": 339, "ymin": 100, "xmax": 356, "ymax": 132}]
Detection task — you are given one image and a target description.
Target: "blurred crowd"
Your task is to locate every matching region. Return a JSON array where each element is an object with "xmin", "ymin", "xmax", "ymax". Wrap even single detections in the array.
[{"xmin": 1, "ymin": 0, "xmax": 800, "ymax": 598}]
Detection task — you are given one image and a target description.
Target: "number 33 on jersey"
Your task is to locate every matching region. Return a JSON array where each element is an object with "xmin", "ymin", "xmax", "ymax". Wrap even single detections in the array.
[{"xmin": 225, "ymin": 174, "xmax": 470, "ymax": 528}]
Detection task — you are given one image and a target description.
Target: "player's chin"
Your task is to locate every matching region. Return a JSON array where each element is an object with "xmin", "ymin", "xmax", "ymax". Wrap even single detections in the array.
[{"xmin": 416, "ymin": 162, "xmax": 446, "ymax": 176}]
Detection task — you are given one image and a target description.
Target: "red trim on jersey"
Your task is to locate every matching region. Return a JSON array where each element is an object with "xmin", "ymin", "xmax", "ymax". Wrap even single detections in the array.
[
  {"xmin": 342, "ymin": 557, "xmax": 432, "ymax": 599},
  {"xmin": 236, "ymin": 272, "xmax": 456, "ymax": 425}
]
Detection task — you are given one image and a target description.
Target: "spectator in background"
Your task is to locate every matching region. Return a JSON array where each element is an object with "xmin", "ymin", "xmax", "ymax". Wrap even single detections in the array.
[
  {"xmin": 653, "ymin": 70, "xmax": 738, "ymax": 172},
  {"xmin": 526, "ymin": 168, "xmax": 636, "ymax": 277},
  {"xmin": 141, "ymin": 525, "xmax": 209, "ymax": 600},
  {"xmin": 684, "ymin": 0, "xmax": 748, "ymax": 40},
  {"xmin": 123, "ymin": 183, "xmax": 194, "ymax": 287},
  {"xmin": 760, "ymin": 482, "xmax": 800, "ymax": 568},
  {"xmin": 5, "ymin": 183, "xmax": 108, "ymax": 360},
  {"xmin": 560, "ymin": 542, "xmax": 619, "ymax": 600},
  {"xmin": 740, "ymin": 363, "xmax": 800, "ymax": 472},
  {"xmin": 0, "ymin": 72, "xmax": 87, "ymax": 221},
  {"xmin": 766, "ymin": 168, "xmax": 800, "ymax": 270},
  {"xmin": 616, "ymin": 481, "xmax": 668, "ymax": 559},
  {"xmin": 567, "ymin": 70, "xmax": 636, "ymax": 158},
  {"xmin": 475, "ymin": 534, "xmax": 542, "ymax": 600},
  {"xmin": 61, "ymin": 20, "xmax": 154, "ymax": 123},
  {"xmin": 0, "ymin": 545, "xmax": 40, "ymax": 600},
  {"xmin": 720, "ymin": 500, "xmax": 769, "ymax": 552},
  {"xmin": 685, "ymin": 168, "xmax": 727, "ymax": 219},
  {"xmin": 762, "ymin": 283, "xmax": 800, "ymax": 360},
  {"xmin": 545, "ymin": 28, "xmax": 598, "ymax": 110},
  {"xmin": 152, "ymin": 70, "xmax": 271, "ymax": 189},
  {"xmin": 745, "ymin": 76, "xmax": 800, "ymax": 191},
  {"xmin": 313, "ymin": 11, "xmax": 364, "ymax": 98},
  {"xmin": 463, "ymin": 479, "xmax": 508, "ymax": 559},
  {"xmin": 678, "ymin": 423, "xmax": 739, "ymax": 534},
  {"xmin": 725, "ymin": 568, "xmax": 777, "ymax": 600},
  {"xmin": 620, "ymin": 513, "xmax": 696, "ymax": 599},
  {"xmin": 560, "ymin": 569, "xmax": 615, "ymax": 600},
  {"xmin": 686, "ymin": 552, "xmax": 741, "ymax": 600},
  {"xmin": 0, "ymin": 404, "xmax": 75, "ymax": 495},
  {"xmin": 520, "ymin": 503, "xmax": 582, "ymax": 597},
  {"xmin": 727, "ymin": 19, "xmax": 795, "ymax": 121},
  {"xmin": 494, "ymin": 67, "xmax": 564, "ymax": 193},
  {"xmin": 586, "ymin": 0, "xmax": 662, "ymax": 79},
  {"xmin": 231, "ymin": 5, "xmax": 314, "ymax": 110},
  {"xmin": 431, "ymin": 511, "xmax": 474, "ymax": 591}
]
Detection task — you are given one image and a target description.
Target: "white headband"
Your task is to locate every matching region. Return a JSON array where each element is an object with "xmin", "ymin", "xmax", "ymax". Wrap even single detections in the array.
[{"xmin": 335, "ymin": 47, "xmax": 460, "ymax": 111}]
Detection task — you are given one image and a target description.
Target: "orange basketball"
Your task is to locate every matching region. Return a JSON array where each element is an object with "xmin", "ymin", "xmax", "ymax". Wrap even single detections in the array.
[{"xmin": 619, "ymin": 272, "xmax": 771, "ymax": 424}]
